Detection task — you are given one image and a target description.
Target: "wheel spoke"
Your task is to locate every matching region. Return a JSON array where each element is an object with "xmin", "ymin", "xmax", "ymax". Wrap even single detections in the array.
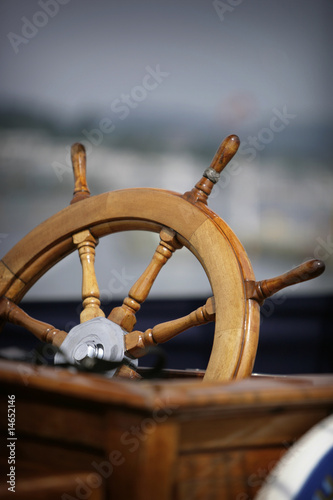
[
  {"xmin": 73, "ymin": 230, "xmax": 105, "ymax": 323},
  {"xmin": 0, "ymin": 297, "xmax": 67, "ymax": 347},
  {"xmin": 70, "ymin": 143, "xmax": 90, "ymax": 204},
  {"xmin": 246, "ymin": 259, "xmax": 325, "ymax": 305},
  {"xmin": 108, "ymin": 227, "xmax": 183, "ymax": 332},
  {"xmin": 124, "ymin": 297, "xmax": 215, "ymax": 358},
  {"xmin": 116, "ymin": 364, "xmax": 142, "ymax": 379},
  {"xmin": 183, "ymin": 134, "xmax": 240, "ymax": 204}
]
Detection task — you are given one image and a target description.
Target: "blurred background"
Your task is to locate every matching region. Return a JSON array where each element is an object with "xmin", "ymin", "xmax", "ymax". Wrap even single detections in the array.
[{"xmin": 0, "ymin": 0, "xmax": 332, "ymax": 373}]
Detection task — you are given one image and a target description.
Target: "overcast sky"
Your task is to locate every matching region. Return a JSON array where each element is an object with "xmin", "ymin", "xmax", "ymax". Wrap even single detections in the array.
[
  {"xmin": 0, "ymin": 0, "xmax": 332, "ymax": 128},
  {"xmin": 1, "ymin": 0, "xmax": 332, "ymax": 299}
]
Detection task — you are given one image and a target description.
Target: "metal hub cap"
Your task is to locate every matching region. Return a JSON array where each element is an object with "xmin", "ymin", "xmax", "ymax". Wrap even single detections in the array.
[{"xmin": 54, "ymin": 317, "xmax": 137, "ymax": 377}]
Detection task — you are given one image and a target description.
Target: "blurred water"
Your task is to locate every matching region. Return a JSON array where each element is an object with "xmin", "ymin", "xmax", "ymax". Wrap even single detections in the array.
[{"xmin": 0, "ymin": 129, "xmax": 332, "ymax": 300}]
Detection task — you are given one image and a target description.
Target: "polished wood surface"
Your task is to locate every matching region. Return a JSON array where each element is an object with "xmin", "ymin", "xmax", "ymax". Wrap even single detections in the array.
[
  {"xmin": 125, "ymin": 296, "xmax": 215, "ymax": 357},
  {"xmin": 183, "ymin": 134, "xmax": 240, "ymax": 204},
  {"xmin": 0, "ymin": 136, "xmax": 262, "ymax": 381},
  {"xmin": 0, "ymin": 135, "xmax": 326, "ymax": 382},
  {"xmin": 0, "ymin": 468, "xmax": 104, "ymax": 500},
  {"xmin": 0, "ymin": 132, "xmax": 329, "ymax": 500},
  {"xmin": 0, "ymin": 360, "xmax": 333, "ymax": 499},
  {"xmin": 108, "ymin": 227, "xmax": 183, "ymax": 332},
  {"xmin": 73, "ymin": 229, "xmax": 105, "ymax": 322},
  {"xmin": 0, "ymin": 297, "xmax": 66, "ymax": 347},
  {"xmin": 70, "ymin": 142, "xmax": 91, "ymax": 204},
  {"xmin": 246, "ymin": 259, "xmax": 325, "ymax": 305}
]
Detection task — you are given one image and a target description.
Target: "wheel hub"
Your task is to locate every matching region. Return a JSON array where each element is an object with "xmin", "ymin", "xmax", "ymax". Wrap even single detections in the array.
[{"xmin": 54, "ymin": 317, "xmax": 138, "ymax": 377}]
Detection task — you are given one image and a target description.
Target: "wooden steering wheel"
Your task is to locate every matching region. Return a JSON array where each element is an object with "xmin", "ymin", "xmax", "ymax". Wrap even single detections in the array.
[{"xmin": 0, "ymin": 135, "xmax": 325, "ymax": 381}]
